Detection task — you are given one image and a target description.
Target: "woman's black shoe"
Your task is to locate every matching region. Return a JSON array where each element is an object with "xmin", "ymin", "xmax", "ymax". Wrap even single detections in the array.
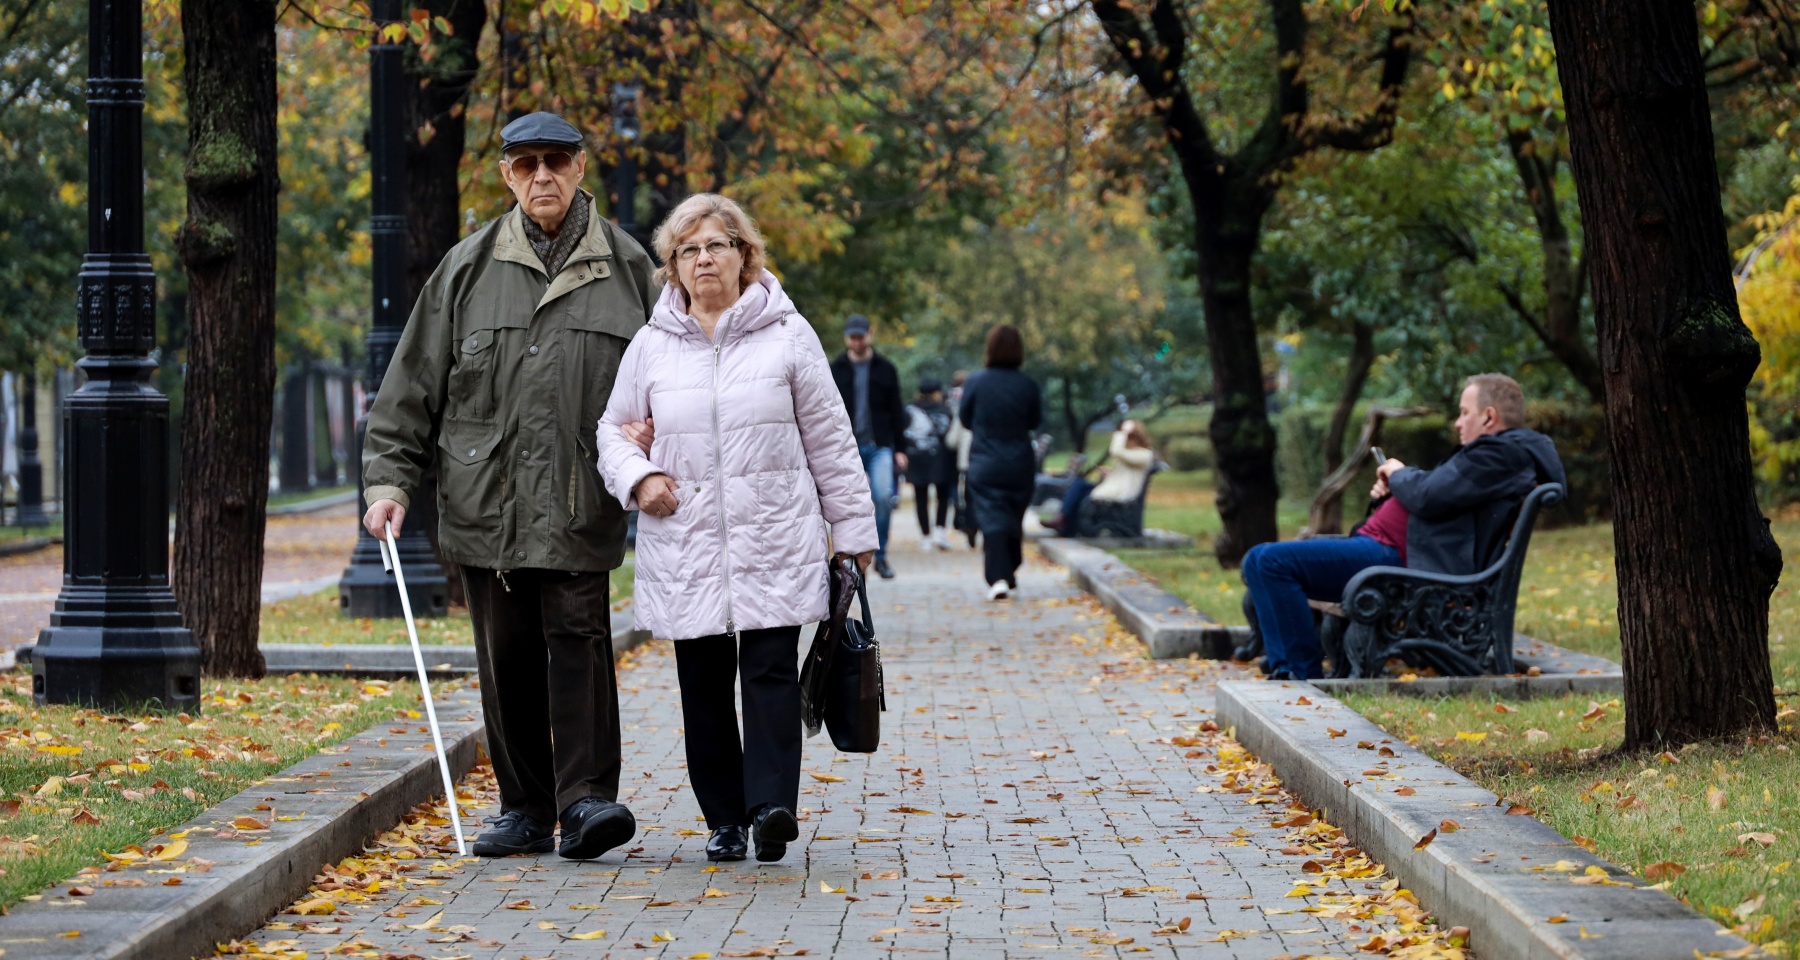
[
  {"xmin": 471, "ymin": 810, "xmax": 554, "ymax": 857},
  {"xmin": 750, "ymin": 805, "xmax": 799, "ymax": 863},
  {"xmin": 557, "ymin": 798, "xmax": 637, "ymax": 861},
  {"xmin": 706, "ymin": 825, "xmax": 749, "ymax": 862}
]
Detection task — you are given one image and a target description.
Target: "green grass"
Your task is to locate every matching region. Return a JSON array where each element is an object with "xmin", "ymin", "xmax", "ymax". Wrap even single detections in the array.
[
  {"xmin": 0, "ymin": 518, "xmax": 61, "ymax": 544},
  {"xmin": 0, "ymin": 672, "xmax": 421, "ymax": 907},
  {"xmin": 1340, "ymin": 690, "xmax": 1800, "ymax": 952},
  {"xmin": 259, "ymin": 561, "xmax": 635, "ymax": 647}
]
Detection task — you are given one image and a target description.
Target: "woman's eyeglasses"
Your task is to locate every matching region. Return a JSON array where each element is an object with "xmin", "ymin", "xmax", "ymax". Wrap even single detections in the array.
[
  {"xmin": 504, "ymin": 151, "xmax": 578, "ymax": 178},
  {"xmin": 674, "ymin": 239, "xmax": 738, "ymax": 262}
]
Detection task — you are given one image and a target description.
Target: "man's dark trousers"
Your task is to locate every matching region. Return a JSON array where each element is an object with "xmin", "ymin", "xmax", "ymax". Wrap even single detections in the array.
[
  {"xmin": 462, "ymin": 566, "xmax": 622, "ymax": 827},
  {"xmin": 1240, "ymin": 536, "xmax": 1399, "ymax": 679},
  {"xmin": 673, "ymin": 625, "xmax": 804, "ymax": 828}
]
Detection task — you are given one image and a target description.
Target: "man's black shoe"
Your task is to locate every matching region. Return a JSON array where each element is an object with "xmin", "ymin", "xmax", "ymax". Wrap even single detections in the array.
[
  {"xmin": 874, "ymin": 557, "xmax": 896, "ymax": 580},
  {"xmin": 1266, "ymin": 668, "xmax": 1298, "ymax": 681},
  {"xmin": 557, "ymin": 798, "xmax": 636, "ymax": 861},
  {"xmin": 751, "ymin": 805, "xmax": 799, "ymax": 863},
  {"xmin": 706, "ymin": 825, "xmax": 749, "ymax": 862},
  {"xmin": 471, "ymin": 810, "xmax": 554, "ymax": 857}
]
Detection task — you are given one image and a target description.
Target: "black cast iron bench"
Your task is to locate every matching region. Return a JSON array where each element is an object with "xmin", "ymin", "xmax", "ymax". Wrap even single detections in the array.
[{"xmin": 1239, "ymin": 482, "xmax": 1564, "ymax": 678}]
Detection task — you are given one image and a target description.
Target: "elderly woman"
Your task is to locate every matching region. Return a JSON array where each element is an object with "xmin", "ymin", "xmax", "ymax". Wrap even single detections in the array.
[
  {"xmin": 959, "ymin": 325, "xmax": 1042, "ymax": 599},
  {"xmin": 597, "ymin": 194, "xmax": 877, "ymax": 864}
]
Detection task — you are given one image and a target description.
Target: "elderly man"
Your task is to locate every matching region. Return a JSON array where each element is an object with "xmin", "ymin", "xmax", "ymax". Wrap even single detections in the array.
[
  {"xmin": 1239, "ymin": 373, "xmax": 1566, "ymax": 680},
  {"xmin": 830, "ymin": 314, "xmax": 907, "ymax": 578},
  {"xmin": 362, "ymin": 112, "xmax": 656, "ymax": 859}
]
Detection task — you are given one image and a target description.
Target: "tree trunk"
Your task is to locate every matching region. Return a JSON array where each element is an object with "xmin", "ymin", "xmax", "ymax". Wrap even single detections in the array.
[
  {"xmin": 1546, "ymin": 0, "xmax": 1783, "ymax": 747},
  {"xmin": 1317, "ymin": 319, "xmax": 1375, "ymax": 535},
  {"xmin": 1503, "ymin": 128, "xmax": 1606, "ymax": 401},
  {"xmin": 1195, "ymin": 215, "xmax": 1280, "ymax": 566},
  {"xmin": 172, "ymin": 0, "xmax": 278, "ymax": 679}
]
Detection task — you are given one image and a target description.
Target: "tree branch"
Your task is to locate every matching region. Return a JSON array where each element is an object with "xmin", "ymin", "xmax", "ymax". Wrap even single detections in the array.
[
  {"xmin": 1292, "ymin": 4, "xmax": 1415, "ymax": 154},
  {"xmin": 1497, "ymin": 278, "xmax": 1551, "ymax": 344},
  {"xmin": 1090, "ymin": 0, "xmax": 1222, "ymax": 183}
]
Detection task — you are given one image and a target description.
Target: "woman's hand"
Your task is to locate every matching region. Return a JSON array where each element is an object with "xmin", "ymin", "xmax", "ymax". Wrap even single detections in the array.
[
  {"xmin": 634, "ymin": 473, "xmax": 680, "ymax": 517},
  {"xmin": 855, "ymin": 551, "xmax": 874, "ymax": 575},
  {"xmin": 621, "ymin": 417, "xmax": 655, "ymax": 455}
]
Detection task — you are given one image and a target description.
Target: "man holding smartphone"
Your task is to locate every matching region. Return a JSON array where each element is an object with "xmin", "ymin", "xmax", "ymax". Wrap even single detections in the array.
[{"xmin": 1239, "ymin": 373, "xmax": 1565, "ymax": 679}]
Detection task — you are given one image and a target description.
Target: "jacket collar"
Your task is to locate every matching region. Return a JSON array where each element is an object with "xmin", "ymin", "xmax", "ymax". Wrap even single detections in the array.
[
  {"xmin": 492, "ymin": 192, "xmax": 615, "ymax": 311},
  {"xmin": 649, "ymin": 270, "xmax": 794, "ymax": 344}
]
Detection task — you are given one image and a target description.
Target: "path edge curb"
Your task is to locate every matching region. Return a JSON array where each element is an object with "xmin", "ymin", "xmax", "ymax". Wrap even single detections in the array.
[
  {"xmin": 1215, "ymin": 679, "xmax": 1754, "ymax": 960},
  {"xmin": 1037, "ymin": 538, "xmax": 1242, "ymax": 658}
]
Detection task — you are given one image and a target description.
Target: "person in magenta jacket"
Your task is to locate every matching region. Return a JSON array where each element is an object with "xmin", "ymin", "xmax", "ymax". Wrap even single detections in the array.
[{"xmin": 596, "ymin": 193, "xmax": 878, "ymax": 865}]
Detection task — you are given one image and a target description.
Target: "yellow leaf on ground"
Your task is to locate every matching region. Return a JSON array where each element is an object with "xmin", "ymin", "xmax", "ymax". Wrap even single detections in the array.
[
  {"xmin": 820, "ymin": 881, "xmax": 845, "ymax": 894},
  {"xmin": 289, "ymin": 898, "xmax": 337, "ymax": 916},
  {"xmin": 404, "ymin": 909, "xmax": 445, "ymax": 930},
  {"xmin": 233, "ymin": 816, "xmax": 270, "ymax": 831},
  {"xmin": 652, "ymin": 931, "xmax": 676, "ymax": 942},
  {"xmin": 150, "ymin": 839, "xmax": 187, "ymax": 860},
  {"xmin": 808, "ymin": 772, "xmax": 845, "ymax": 783},
  {"xmin": 1454, "ymin": 731, "xmax": 1487, "ymax": 742},
  {"xmin": 1707, "ymin": 786, "xmax": 1728, "ymax": 811},
  {"xmin": 564, "ymin": 929, "xmax": 607, "ymax": 940}
]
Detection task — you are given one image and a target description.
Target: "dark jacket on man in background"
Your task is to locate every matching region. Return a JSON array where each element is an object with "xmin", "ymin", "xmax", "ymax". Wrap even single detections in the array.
[
  {"xmin": 1387, "ymin": 427, "xmax": 1566, "ymax": 576},
  {"xmin": 830, "ymin": 350, "xmax": 906, "ymax": 451}
]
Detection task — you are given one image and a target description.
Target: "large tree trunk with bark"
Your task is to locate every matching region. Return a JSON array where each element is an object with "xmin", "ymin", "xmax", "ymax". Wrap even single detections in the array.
[
  {"xmin": 172, "ymin": 0, "xmax": 278, "ymax": 678},
  {"xmin": 1502, "ymin": 128, "xmax": 1605, "ymax": 402},
  {"xmin": 1546, "ymin": 0, "xmax": 1783, "ymax": 747}
]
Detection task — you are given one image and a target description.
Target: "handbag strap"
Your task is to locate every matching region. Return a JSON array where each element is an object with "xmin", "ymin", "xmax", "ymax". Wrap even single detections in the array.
[{"xmin": 851, "ymin": 566, "xmax": 875, "ymax": 635}]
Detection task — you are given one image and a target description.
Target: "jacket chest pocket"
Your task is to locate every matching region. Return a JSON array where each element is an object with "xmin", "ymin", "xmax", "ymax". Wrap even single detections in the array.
[{"xmin": 447, "ymin": 327, "xmax": 500, "ymax": 422}]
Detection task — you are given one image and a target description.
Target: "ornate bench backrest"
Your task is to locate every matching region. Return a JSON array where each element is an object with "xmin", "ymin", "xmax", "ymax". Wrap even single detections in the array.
[{"xmin": 1484, "ymin": 483, "xmax": 1567, "ymax": 633}]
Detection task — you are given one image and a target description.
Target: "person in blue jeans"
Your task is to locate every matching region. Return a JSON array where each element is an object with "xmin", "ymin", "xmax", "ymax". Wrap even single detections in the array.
[
  {"xmin": 1241, "ymin": 374, "xmax": 1565, "ymax": 680},
  {"xmin": 829, "ymin": 314, "xmax": 908, "ymax": 578}
]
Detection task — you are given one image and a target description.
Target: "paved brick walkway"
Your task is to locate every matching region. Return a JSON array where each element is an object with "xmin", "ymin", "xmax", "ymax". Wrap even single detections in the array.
[{"xmin": 231, "ymin": 543, "xmax": 1427, "ymax": 959}]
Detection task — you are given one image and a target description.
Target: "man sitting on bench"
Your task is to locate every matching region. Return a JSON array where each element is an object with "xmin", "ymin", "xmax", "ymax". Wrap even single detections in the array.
[{"xmin": 1240, "ymin": 373, "xmax": 1566, "ymax": 680}]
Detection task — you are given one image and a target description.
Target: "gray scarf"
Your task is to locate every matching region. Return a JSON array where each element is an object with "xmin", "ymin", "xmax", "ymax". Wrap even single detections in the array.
[{"xmin": 520, "ymin": 191, "xmax": 591, "ymax": 278}]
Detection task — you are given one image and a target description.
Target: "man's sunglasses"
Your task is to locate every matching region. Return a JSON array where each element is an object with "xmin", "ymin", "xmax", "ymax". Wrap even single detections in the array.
[{"xmin": 504, "ymin": 151, "xmax": 578, "ymax": 178}]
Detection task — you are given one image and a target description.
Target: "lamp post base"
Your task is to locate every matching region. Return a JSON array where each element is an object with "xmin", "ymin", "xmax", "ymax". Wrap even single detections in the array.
[
  {"xmin": 339, "ymin": 533, "xmax": 449, "ymax": 619},
  {"xmin": 35, "ymin": 588, "xmax": 201, "ymax": 711}
]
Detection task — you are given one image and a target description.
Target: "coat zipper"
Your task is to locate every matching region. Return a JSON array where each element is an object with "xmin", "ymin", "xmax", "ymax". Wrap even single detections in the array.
[{"xmin": 711, "ymin": 339, "xmax": 736, "ymax": 635}]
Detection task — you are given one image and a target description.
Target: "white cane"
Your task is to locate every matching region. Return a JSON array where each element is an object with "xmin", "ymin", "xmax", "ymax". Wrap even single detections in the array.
[{"xmin": 381, "ymin": 522, "xmax": 469, "ymax": 857}]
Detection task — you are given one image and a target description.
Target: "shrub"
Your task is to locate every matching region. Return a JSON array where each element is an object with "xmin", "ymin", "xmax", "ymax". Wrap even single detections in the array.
[{"xmin": 1164, "ymin": 436, "xmax": 1212, "ymax": 472}]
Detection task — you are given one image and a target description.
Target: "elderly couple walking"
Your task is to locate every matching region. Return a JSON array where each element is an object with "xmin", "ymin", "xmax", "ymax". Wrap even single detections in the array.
[{"xmin": 360, "ymin": 113, "xmax": 877, "ymax": 865}]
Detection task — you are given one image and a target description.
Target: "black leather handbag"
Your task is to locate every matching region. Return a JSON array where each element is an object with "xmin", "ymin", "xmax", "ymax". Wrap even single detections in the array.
[{"xmin": 799, "ymin": 555, "xmax": 885, "ymax": 752}]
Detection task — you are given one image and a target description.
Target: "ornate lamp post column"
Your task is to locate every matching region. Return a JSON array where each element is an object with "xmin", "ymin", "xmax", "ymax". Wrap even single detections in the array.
[
  {"xmin": 611, "ymin": 83, "xmax": 644, "ymax": 247},
  {"xmin": 35, "ymin": 0, "xmax": 201, "ymax": 709},
  {"xmin": 14, "ymin": 374, "xmax": 49, "ymax": 529},
  {"xmin": 339, "ymin": 0, "xmax": 448, "ymax": 618}
]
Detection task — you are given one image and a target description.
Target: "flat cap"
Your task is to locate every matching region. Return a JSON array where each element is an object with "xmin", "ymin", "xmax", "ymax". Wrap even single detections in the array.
[
  {"xmin": 500, "ymin": 112, "xmax": 583, "ymax": 154},
  {"xmin": 844, "ymin": 313, "xmax": 871, "ymax": 335},
  {"xmin": 918, "ymin": 376, "xmax": 943, "ymax": 394}
]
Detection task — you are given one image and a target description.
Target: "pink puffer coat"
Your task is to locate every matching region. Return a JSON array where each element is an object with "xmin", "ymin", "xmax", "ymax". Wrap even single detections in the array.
[{"xmin": 597, "ymin": 272, "xmax": 879, "ymax": 640}]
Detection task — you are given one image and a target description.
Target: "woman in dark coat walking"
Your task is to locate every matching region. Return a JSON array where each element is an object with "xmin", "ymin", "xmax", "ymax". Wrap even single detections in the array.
[{"xmin": 958, "ymin": 325, "xmax": 1042, "ymax": 600}]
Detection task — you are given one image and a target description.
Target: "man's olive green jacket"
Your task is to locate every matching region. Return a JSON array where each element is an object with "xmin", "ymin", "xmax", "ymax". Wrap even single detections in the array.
[{"xmin": 363, "ymin": 198, "xmax": 655, "ymax": 572}]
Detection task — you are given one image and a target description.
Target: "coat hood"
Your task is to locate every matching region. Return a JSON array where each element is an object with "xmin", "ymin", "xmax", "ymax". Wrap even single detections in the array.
[
  {"xmin": 1479, "ymin": 427, "xmax": 1567, "ymax": 487},
  {"xmin": 650, "ymin": 270, "xmax": 795, "ymax": 343}
]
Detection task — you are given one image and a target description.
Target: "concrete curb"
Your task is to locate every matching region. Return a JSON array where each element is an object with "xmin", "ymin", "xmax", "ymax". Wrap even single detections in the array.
[
  {"xmin": 257, "ymin": 608, "xmax": 650, "ymax": 675},
  {"xmin": 0, "ymin": 536, "xmax": 54, "ymax": 558},
  {"xmin": 18, "ymin": 610, "xmax": 649, "ymax": 676},
  {"xmin": 1041, "ymin": 539, "xmax": 1627, "ymax": 693},
  {"xmin": 0, "ymin": 687, "xmax": 487, "ymax": 960},
  {"xmin": 1037, "ymin": 538, "xmax": 1243, "ymax": 658},
  {"xmin": 265, "ymin": 490, "xmax": 360, "ymax": 516},
  {"xmin": 1216, "ymin": 680, "xmax": 1753, "ymax": 960}
]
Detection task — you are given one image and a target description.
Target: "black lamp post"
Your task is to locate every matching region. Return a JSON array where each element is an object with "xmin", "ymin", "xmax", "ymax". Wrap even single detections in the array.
[
  {"xmin": 14, "ymin": 374, "xmax": 49, "ymax": 529},
  {"xmin": 339, "ymin": 0, "xmax": 448, "ymax": 618},
  {"xmin": 611, "ymin": 83, "xmax": 644, "ymax": 247},
  {"xmin": 34, "ymin": 0, "xmax": 201, "ymax": 710}
]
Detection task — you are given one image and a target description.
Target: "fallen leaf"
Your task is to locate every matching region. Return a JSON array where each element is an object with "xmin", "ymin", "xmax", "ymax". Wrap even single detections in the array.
[
  {"xmin": 1493, "ymin": 702, "xmax": 1516, "ymax": 714},
  {"xmin": 1505, "ymin": 804, "xmax": 1535, "ymax": 816},
  {"xmin": 808, "ymin": 772, "xmax": 845, "ymax": 783},
  {"xmin": 820, "ymin": 881, "xmax": 845, "ymax": 894},
  {"xmin": 290, "ymin": 898, "xmax": 337, "ymax": 916},
  {"xmin": 652, "ymin": 931, "xmax": 677, "ymax": 942},
  {"xmin": 1413, "ymin": 829, "xmax": 1437, "ymax": 850},
  {"xmin": 1733, "ymin": 892, "xmax": 1766, "ymax": 918},
  {"xmin": 564, "ymin": 930, "xmax": 607, "ymax": 940},
  {"xmin": 1547, "ymin": 914, "xmax": 1567, "ymax": 924},
  {"xmin": 150, "ymin": 839, "xmax": 187, "ymax": 860},
  {"xmin": 1438, "ymin": 819, "xmax": 1461, "ymax": 833},
  {"xmin": 1707, "ymin": 786, "xmax": 1728, "ymax": 811},
  {"xmin": 1326, "ymin": 728, "xmax": 1346, "ymax": 738},
  {"xmin": 1395, "ymin": 787, "xmax": 1416, "ymax": 796},
  {"xmin": 69, "ymin": 808, "xmax": 102, "ymax": 826},
  {"xmin": 504, "ymin": 899, "xmax": 535, "ymax": 910},
  {"xmin": 233, "ymin": 816, "xmax": 270, "ymax": 831},
  {"xmin": 1643, "ymin": 861, "xmax": 1686, "ymax": 882},
  {"xmin": 1007, "ymin": 817, "xmax": 1047, "ymax": 824},
  {"xmin": 1455, "ymin": 731, "xmax": 1487, "ymax": 743},
  {"xmin": 1737, "ymin": 832, "xmax": 1776, "ymax": 848},
  {"xmin": 405, "ymin": 910, "xmax": 445, "ymax": 930}
]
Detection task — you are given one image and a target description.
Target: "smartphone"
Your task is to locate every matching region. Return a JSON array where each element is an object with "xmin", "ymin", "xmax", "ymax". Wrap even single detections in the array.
[{"xmin": 1370, "ymin": 446, "xmax": 1387, "ymax": 465}]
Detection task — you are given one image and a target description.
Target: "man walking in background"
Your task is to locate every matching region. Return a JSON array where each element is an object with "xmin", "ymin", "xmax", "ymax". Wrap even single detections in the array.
[
  {"xmin": 361, "ymin": 112, "xmax": 655, "ymax": 860},
  {"xmin": 831, "ymin": 314, "xmax": 906, "ymax": 579}
]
